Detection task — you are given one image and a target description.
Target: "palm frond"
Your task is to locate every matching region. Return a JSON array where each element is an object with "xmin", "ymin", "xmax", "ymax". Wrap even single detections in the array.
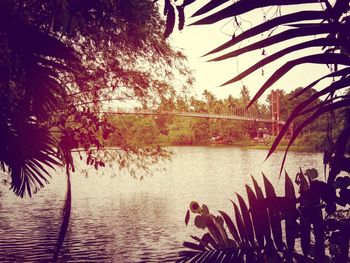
[
  {"xmin": 209, "ymin": 25, "xmax": 341, "ymax": 62},
  {"xmin": 236, "ymin": 193, "xmax": 255, "ymax": 246},
  {"xmin": 213, "ymin": 38, "xmax": 344, "ymax": 84},
  {"xmin": 178, "ymin": 173, "xmax": 311, "ymax": 262},
  {"xmin": 277, "ymin": 97, "xmax": 350, "ymax": 176},
  {"xmin": 191, "ymin": 0, "xmax": 322, "ymax": 23},
  {"xmin": 4, "ymin": 123, "xmax": 61, "ymax": 197},
  {"xmin": 247, "ymin": 53, "xmax": 350, "ymax": 108},
  {"xmin": 203, "ymin": 10, "xmax": 326, "ymax": 56}
]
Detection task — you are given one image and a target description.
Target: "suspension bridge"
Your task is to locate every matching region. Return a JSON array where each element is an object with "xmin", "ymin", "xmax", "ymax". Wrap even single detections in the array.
[
  {"xmin": 103, "ymin": 108, "xmax": 285, "ymax": 125},
  {"xmin": 104, "ymin": 90, "xmax": 285, "ymax": 136}
]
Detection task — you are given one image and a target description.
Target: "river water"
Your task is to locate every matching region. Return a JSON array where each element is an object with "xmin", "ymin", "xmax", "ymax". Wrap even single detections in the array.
[{"xmin": 0, "ymin": 146, "xmax": 323, "ymax": 262}]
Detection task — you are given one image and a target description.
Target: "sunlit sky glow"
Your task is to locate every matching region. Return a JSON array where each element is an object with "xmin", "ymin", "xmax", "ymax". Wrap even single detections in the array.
[{"xmin": 169, "ymin": 1, "xmax": 335, "ymax": 102}]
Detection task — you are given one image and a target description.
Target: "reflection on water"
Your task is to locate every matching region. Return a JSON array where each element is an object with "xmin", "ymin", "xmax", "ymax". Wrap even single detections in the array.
[{"xmin": 0, "ymin": 146, "xmax": 323, "ymax": 262}]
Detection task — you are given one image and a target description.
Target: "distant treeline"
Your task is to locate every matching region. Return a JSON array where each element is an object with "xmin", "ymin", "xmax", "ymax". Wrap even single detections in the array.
[{"xmin": 105, "ymin": 87, "xmax": 343, "ymax": 151}]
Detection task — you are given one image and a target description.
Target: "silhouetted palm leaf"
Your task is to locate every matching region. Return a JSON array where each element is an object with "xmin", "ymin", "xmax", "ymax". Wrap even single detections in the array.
[
  {"xmin": 164, "ymin": 3, "xmax": 175, "ymax": 38},
  {"xmin": 203, "ymin": 10, "xmax": 326, "ymax": 56},
  {"xmin": 251, "ymin": 175, "xmax": 273, "ymax": 246},
  {"xmin": 262, "ymin": 173, "xmax": 284, "ymax": 250},
  {"xmin": 236, "ymin": 193, "xmax": 255, "ymax": 246},
  {"xmin": 247, "ymin": 53, "xmax": 350, "ymax": 108},
  {"xmin": 233, "ymin": 201, "xmax": 249, "ymax": 244},
  {"xmin": 0, "ymin": 20, "xmax": 75, "ymax": 196},
  {"xmin": 209, "ymin": 25, "xmax": 342, "ymax": 63},
  {"xmin": 190, "ymin": 0, "xmax": 322, "ymax": 24},
  {"xmin": 0, "ymin": 120, "xmax": 61, "ymax": 197},
  {"xmin": 214, "ymin": 38, "xmax": 345, "ymax": 84},
  {"xmin": 284, "ymin": 171, "xmax": 297, "ymax": 252},
  {"xmin": 177, "ymin": 247, "xmax": 244, "ymax": 263},
  {"xmin": 290, "ymin": 67, "xmax": 350, "ymax": 100},
  {"xmin": 269, "ymin": 76, "xmax": 350, "ymax": 150},
  {"xmin": 277, "ymin": 97, "xmax": 350, "ymax": 176},
  {"xmin": 178, "ymin": 174, "xmax": 309, "ymax": 262},
  {"xmin": 245, "ymin": 185, "xmax": 264, "ymax": 247},
  {"xmin": 219, "ymin": 210, "xmax": 241, "ymax": 244}
]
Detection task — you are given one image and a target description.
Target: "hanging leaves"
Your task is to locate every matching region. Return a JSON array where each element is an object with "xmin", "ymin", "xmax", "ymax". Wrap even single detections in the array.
[
  {"xmin": 164, "ymin": 4, "xmax": 175, "ymax": 38},
  {"xmin": 177, "ymin": 6, "xmax": 185, "ymax": 30}
]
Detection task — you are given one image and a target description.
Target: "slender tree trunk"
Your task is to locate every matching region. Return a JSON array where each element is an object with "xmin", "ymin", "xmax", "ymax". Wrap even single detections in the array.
[{"xmin": 52, "ymin": 165, "xmax": 72, "ymax": 262}]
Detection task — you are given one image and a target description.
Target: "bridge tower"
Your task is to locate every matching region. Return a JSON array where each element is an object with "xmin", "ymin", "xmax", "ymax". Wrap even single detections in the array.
[{"xmin": 270, "ymin": 90, "xmax": 281, "ymax": 136}]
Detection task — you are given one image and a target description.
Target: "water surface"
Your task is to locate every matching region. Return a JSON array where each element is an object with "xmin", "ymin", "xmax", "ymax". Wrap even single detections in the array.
[{"xmin": 0, "ymin": 146, "xmax": 323, "ymax": 262}]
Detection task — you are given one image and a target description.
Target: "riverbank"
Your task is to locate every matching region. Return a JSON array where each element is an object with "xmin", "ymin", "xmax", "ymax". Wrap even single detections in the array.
[
  {"xmin": 156, "ymin": 139, "xmax": 321, "ymax": 153},
  {"xmin": 229, "ymin": 139, "xmax": 320, "ymax": 152}
]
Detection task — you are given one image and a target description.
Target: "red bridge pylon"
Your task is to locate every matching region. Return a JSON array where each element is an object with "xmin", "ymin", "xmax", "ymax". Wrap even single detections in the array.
[{"xmin": 270, "ymin": 90, "xmax": 281, "ymax": 136}]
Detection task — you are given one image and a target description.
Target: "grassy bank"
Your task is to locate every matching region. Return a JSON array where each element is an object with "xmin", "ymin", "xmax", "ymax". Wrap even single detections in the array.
[{"xmin": 154, "ymin": 139, "xmax": 321, "ymax": 153}]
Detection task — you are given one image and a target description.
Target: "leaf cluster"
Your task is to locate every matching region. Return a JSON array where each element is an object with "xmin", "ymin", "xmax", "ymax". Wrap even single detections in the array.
[
  {"xmin": 0, "ymin": 0, "xmax": 191, "ymax": 197},
  {"xmin": 179, "ymin": 170, "xmax": 349, "ymax": 262}
]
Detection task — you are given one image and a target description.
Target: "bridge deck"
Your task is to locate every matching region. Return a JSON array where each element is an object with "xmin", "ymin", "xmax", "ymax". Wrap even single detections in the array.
[{"xmin": 103, "ymin": 109, "xmax": 285, "ymax": 125}]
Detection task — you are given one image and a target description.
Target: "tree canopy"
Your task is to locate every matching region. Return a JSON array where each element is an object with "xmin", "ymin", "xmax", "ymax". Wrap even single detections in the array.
[{"xmin": 0, "ymin": 0, "xmax": 192, "ymax": 197}]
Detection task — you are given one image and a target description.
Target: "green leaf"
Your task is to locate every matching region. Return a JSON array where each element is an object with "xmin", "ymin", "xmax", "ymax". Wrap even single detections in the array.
[
  {"xmin": 204, "ymin": 215, "xmax": 226, "ymax": 246},
  {"xmin": 285, "ymin": 171, "xmax": 296, "ymax": 198},
  {"xmin": 194, "ymin": 215, "xmax": 206, "ymax": 229},
  {"xmin": 232, "ymin": 201, "xmax": 248, "ymax": 244},
  {"xmin": 219, "ymin": 210, "xmax": 241, "ymax": 244},
  {"xmin": 183, "ymin": 241, "xmax": 206, "ymax": 251},
  {"xmin": 305, "ymin": 168, "xmax": 318, "ymax": 181},
  {"xmin": 299, "ymin": 207, "xmax": 311, "ymax": 256},
  {"xmin": 262, "ymin": 173, "xmax": 284, "ymax": 250},
  {"xmin": 236, "ymin": 193, "xmax": 255, "ymax": 246},
  {"xmin": 284, "ymin": 171, "xmax": 297, "ymax": 252},
  {"xmin": 246, "ymin": 185, "xmax": 265, "ymax": 247},
  {"xmin": 251, "ymin": 176, "xmax": 264, "ymax": 199},
  {"xmin": 251, "ymin": 175, "xmax": 273, "ymax": 245},
  {"xmin": 185, "ymin": 209, "xmax": 190, "ymax": 226}
]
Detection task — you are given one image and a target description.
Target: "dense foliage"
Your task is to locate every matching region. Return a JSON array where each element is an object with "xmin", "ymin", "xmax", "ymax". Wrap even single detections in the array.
[
  {"xmin": 107, "ymin": 87, "xmax": 335, "ymax": 150},
  {"xmin": 0, "ymin": 0, "xmax": 191, "ymax": 197},
  {"xmin": 180, "ymin": 169, "xmax": 350, "ymax": 262}
]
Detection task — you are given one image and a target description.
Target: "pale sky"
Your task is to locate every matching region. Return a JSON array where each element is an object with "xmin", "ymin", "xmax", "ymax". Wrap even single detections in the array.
[{"xmin": 169, "ymin": 1, "xmax": 333, "ymax": 102}]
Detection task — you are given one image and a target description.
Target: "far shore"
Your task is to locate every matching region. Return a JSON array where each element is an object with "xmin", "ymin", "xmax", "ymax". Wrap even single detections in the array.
[{"xmin": 154, "ymin": 140, "xmax": 321, "ymax": 153}]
